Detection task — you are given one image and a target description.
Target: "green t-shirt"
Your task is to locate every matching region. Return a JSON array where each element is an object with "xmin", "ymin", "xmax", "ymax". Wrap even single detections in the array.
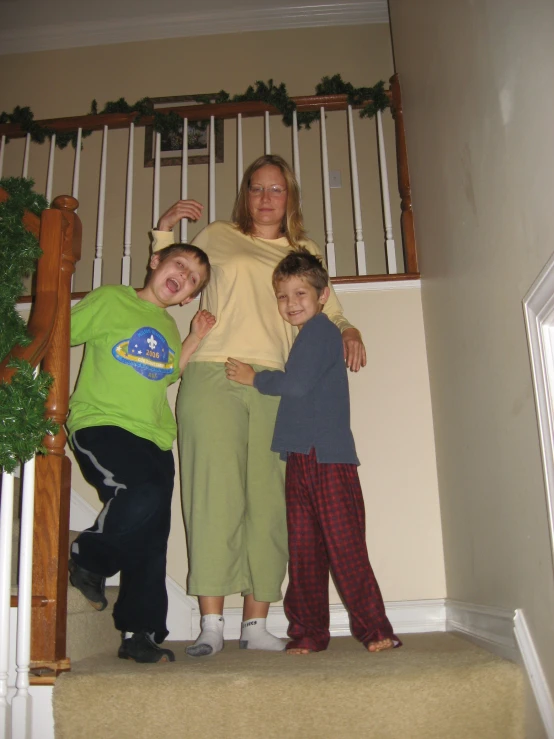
[{"xmin": 68, "ymin": 285, "xmax": 181, "ymax": 451}]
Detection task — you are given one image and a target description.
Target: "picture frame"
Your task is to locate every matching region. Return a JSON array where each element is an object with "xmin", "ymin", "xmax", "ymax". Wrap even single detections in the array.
[{"xmin": 143, "ymin": 94, "xmax": 224, "ymax": 168}]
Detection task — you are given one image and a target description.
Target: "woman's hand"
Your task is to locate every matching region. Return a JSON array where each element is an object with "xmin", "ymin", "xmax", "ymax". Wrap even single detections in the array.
[
  {"xmin": 191, "ymin": 310, "xmax": 216, "ymax": 340},
  {"xmin": 342, "ymin": 328, "xmax": 367, "ymax": 372},
  {"xmin": 157, "ymin": 200, "xmax": 204, "ymax": 231},
  {"xmin": 225, "ymin": 357, "xmax": 256, "ymax": 386}
]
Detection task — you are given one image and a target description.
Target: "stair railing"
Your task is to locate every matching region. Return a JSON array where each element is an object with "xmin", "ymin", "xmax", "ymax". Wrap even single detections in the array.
[
  {"xmin": 0, "ymin": 74, "xmax": 417, "ymax": 297},
  {"xmin": 0, "ymin": 191, "xmax": 81, "ymax": 738}
]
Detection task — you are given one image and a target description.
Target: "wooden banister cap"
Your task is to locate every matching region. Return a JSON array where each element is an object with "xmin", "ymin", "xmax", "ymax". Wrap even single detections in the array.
[{"xmin": 51, "ymin": 195, "xmax": 79, "ymax": 212}]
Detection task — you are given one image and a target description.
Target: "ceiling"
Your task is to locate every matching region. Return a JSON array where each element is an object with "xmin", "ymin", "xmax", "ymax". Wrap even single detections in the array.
[{"xmin": 0, "ymin": 0, "xmax": 389, "ymax": 55}]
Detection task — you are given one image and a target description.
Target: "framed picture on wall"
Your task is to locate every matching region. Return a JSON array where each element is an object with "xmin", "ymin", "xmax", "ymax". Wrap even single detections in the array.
[{"xmin": 143, "ymin": 94, "xmax": 224, "ymax": 167}]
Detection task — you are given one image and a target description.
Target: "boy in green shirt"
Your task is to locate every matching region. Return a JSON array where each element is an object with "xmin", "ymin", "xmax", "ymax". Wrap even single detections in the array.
[{"xmin": 68, "ymin": 244, "xmax": 214, "ymax": 663}]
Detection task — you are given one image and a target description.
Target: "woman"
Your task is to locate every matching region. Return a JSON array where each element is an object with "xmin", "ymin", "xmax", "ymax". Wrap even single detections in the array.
[{"xmin": 152, "ymin": 154, "xmax": 366, "ymax": 656}]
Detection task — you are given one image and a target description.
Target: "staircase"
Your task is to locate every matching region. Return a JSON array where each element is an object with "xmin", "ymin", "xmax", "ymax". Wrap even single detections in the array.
[
  {"xmin": 6, "ymin": 478, "xmax": 525, "ymax": 738},
  {"xmin": 5, "ymin": 441, "xmax": 527, "ymax": 738},
  {"xmin": 4, "ymin": 448, "xmax": 525, "ymax": 739},
  {"xmin": 54, "ymin": 628, "xmax": 524, "ymax": 739}
]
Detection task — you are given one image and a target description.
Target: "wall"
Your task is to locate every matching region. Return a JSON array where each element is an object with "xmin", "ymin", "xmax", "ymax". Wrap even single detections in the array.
[
  {"xmin": 0, "ymin": 24, "xmax": 402, "ymax": 286},
  {"xmin": 388, "ymin": 0, "xmax": 554, "ymax": 730},
  {"xmin": 68, "ymin": 283, "xmax": 444, "ymax": 607},
  {"xmin": 9, "ymin": 23, "xmax": 445, "ymax": 610}
]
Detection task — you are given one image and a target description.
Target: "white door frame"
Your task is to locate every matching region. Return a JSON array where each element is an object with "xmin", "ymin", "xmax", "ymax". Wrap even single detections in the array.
[{"xmin": 523, "ymin": 253, "xmax": 554, "ymax": 573}]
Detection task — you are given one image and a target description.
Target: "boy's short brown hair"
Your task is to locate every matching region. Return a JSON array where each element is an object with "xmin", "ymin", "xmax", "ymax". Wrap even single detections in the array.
[
  {"xmin": 272, "ymin": 249, "xmax": 329, "ymax": 295},
  {"xmin": 146, "ymin": 243, "xmax": 211, "ymax": 298}
]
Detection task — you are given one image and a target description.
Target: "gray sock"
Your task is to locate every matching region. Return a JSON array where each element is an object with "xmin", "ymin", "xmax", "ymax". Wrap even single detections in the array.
[
  {"xmin": 239, "ymin": 618, "xmax": 285, "ymax": 651},
  {"xmin": 186, "ymin": 614, "xmax": 224, "ymax": 657}
]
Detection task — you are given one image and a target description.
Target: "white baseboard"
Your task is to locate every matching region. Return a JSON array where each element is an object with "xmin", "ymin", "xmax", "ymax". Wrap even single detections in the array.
[
  {"xmin": 177, "ymin": 597, "xmax": 447, "ymax": 641},
  {"xmin": 445, "ymin": 599, "xmax": 518, "ymax": 661},
  {"xmin": 514, "ymin": 609, "xmax": 554, "ymax": 739}
]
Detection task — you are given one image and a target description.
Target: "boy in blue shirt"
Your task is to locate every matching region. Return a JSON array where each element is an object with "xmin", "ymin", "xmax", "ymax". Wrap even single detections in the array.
[{"xmin": 225, "ymin": 250, "xmax": 400, "ymax": 653}]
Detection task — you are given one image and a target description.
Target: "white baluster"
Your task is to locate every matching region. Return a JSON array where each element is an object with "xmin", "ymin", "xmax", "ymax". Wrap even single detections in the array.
[
  {"xmin": 376, "ymin": 110, "xmax": 397, "ymax": 274},
  {"xmin": 22, "ymin": 133, "xmax": 31, "ymax": 178},
  {"xmin": 0, "ymin": 471, "xmax": 15, "ymax": 739},
  {"xmin": 72, "ymin": 128, "xmax": 82, "ymax": 203},
  {"xmin": 237, "ymin": 114, "xmax": 243, "ymax": 192},
  {"xmin": 122, "ymin": 122, "xmax": 134, "ymax": 286},
  {"xmin": 10, "ymin": 456, "xmax": 36, "ymax": 739},
  {"xmin": 208, "ymin": 116, "xmax": 215, "ymax": 223},
  {"xmin": 0, "ymin": 135, "xmax": 6, "ymax": 179},
  {"xmin": 319, "ymin": 107, "xmax": 336, "ymax": 277},
  {"xmin": 180, "ymin": 119, "xmax": 188, "ymax": 243},
  {"xmin": 292, "ymin": 110, "xmax": 301, "ymax": 189},
  {"xmin": 93, "ymin": 125, "xmax": 108, "ymax": 290},
  {"xmin": 264, "ymin": 111, "xmax": 271, "ymax": 155},
  {"xmin": 45, "ymin": 134, "xmax": 56, "ymax": 204},
  {"xmin": 347, "ymin": 105, "xmax": 366, "ymax": 276},
  {"xmin": 71, "ymin": 128, "xmax": 82, "ymax": 292},
  {"xmin": 153, "ymin": 131, "xmax": 161, "ymax": 229}
]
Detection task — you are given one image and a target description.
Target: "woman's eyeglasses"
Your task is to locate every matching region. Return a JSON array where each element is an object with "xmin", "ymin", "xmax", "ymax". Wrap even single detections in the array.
[{"xmin": 248, "ymin": 185, "xmax": 287, "ymax": 197}]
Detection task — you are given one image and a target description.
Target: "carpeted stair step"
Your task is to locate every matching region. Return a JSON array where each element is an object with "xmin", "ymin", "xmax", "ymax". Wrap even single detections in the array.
[
  {"xmin": 54, "ymin": 633, "xmax": 524, "ymax": 739},
  {"xmin": 66, "ymin": 583, "xmax": 121, "ymax": 663}
]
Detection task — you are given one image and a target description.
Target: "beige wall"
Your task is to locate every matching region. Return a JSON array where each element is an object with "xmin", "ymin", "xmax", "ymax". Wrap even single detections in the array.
[
  {"xmin": 68, "ymin": 285, "xmax": 445, "ymax": 607},
  {"xmin": 389, "ymin": 0, "xmax": 554, "ymax": 717},
  {"xmin": 11, "ymin": 23, "xmax": 445, "ymax": 610},
  {"xmin": 0, "ymin": 24, "xmax": 402, "ymax": 285}
]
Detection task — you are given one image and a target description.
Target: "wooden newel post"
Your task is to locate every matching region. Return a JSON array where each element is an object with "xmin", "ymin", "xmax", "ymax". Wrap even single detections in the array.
[
  {"xmin": 390, "ymin": 74, "xmax": 419, "ymax": 275},
  {"xmin": 31, "ymin": 196, "xmax": 81, "ymax": 673}
]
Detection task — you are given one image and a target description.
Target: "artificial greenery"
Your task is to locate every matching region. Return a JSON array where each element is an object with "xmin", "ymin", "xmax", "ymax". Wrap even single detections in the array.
[
  {"xmin": 0, "ymin": 358, "xmax": 57, "ymax": 473},
  {"xmin": 0, "ymin": 177, "xmax": 47, "ymax": 359},
  {"xmin": 0, "ymin": 176, "xmax": 59, "ymax": 472},
  {"xmin": 0, "ymin": 74, "xmax": 390, "ymax": 149}
]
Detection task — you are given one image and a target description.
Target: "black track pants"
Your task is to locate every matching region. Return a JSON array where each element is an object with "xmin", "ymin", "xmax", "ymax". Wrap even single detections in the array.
[{"xmin": 70, "ymin": 426, "xmax": 174, "ymax": 642}]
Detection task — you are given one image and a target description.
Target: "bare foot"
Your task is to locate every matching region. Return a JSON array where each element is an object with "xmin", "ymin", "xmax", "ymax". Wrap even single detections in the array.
[
  {"xmin": 287, "ymin": 647, "xmax": 312, "ymax": 655},
  {"xmin": 367, "ymin": 638, "xmax": 394, "ymax": 652}
]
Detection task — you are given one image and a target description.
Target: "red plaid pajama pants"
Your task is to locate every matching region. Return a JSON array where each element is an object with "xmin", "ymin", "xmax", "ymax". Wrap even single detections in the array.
[{"xmin": 284, "ymin": 448, "xmax": 401, "ymax": 651}]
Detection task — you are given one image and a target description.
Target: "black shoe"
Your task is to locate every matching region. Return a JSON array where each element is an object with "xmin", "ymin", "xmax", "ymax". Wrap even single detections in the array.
[
  {"xmin": 118, "ymin": 632, "xmax": 175, "ymax": 663},
  {"xmin": 68, "ymin": 559, "xmax": 108, "ymax": 611}
]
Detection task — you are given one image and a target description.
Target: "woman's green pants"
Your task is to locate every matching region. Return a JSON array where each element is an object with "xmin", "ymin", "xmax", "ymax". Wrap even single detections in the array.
[{"xmin": 177, "ymin": 362, "xmax": 287, "ymax": 603}]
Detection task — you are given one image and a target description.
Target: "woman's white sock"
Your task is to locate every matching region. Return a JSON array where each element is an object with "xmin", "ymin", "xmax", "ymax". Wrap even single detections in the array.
[
  {"xmin": 239, "ymin": 618, "xmax": 286, "ymax": 651},
  {"xmin": 186, "ymin": 614, "xmax": 225, "ymax": 657}
]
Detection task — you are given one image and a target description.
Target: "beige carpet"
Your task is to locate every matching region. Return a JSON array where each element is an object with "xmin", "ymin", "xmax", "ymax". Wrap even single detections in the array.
[
  {"xmin": 66, "ymin": 585, "xmax": 121, "ymax": 662},
  {"xmin": 54, "ymin": 633, "xmax": 524, "ymax": 739}
]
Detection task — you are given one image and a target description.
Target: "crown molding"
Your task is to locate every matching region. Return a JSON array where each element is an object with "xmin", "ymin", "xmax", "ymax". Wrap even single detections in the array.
[{"xmin": 0, "ymin": 2, "xmax": 389, "ymax": 56}]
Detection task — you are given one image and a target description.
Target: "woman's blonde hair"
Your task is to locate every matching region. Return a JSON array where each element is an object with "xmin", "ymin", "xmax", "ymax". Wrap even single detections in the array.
[{"xmin": 231, "ymin": 154, "xmax": 306, "ymax": 247}]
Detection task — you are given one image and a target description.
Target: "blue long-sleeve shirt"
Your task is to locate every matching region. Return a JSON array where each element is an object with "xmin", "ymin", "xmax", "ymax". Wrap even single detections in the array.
[{"xmin": 254, "ymin": 312, "xmax": 359, "ymax": 465}]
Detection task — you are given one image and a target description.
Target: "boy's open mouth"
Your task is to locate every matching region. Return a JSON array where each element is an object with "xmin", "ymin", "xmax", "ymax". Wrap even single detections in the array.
[{"xmin": 166, "ymin": 278, "xmax": 180, "ymax": 293}]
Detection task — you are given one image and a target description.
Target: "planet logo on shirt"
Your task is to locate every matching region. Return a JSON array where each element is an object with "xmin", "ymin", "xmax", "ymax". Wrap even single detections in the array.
[{"xmin": 112, "ymin": 327, "xmax": 175, "ymax": 381}]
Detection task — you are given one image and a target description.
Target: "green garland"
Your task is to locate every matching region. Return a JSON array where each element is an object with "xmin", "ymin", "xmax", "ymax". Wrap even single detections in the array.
[
  {"xmin": 0, "ymin": 177, "xmax": 59, "ymax": 473},
  {"xmin": 0, "ymin": 74, "xmax": 389, "ymax": 149}
]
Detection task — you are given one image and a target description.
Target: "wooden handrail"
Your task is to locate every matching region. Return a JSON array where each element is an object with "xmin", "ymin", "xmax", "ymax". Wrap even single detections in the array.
[
  {"xmin": 3, "ymin": 80, "xmax": 419, "ymax": 283},
  {"xmin": 0, "ymin": 195, "xmax": 79, "ymax": 382},
  {"xmin": 0, "ymin": 92, "xmax": 391, "ymax": 139},
  {"xmin": 31, "ymin": 195, "xmax": 81, "ymax": 673},
  {"xmin": 1, "ymin": 190, "xmax": 81, "ymax": 675},
  {"xmin": 389, "ymin": 74, "xmax": 418, "ymax": 275}
]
